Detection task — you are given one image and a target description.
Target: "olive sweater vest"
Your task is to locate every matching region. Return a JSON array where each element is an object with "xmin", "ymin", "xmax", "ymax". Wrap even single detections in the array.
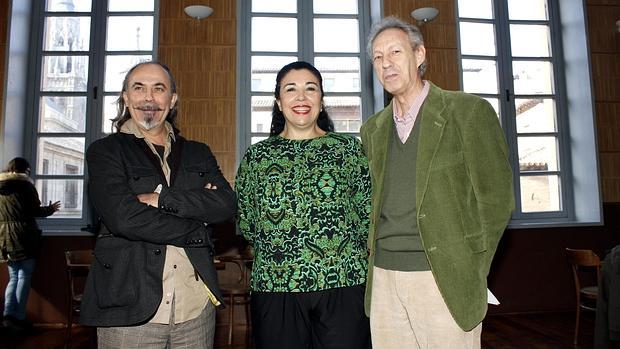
[{"xmin": 374, "ymin": 118, "xmax": 430, "ymax": 271}]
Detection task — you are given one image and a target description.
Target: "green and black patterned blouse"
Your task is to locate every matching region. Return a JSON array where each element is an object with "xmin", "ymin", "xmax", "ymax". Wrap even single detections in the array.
[{"xmin": 235, "ymin": 132, "xmax": 371, "ymax": 292}]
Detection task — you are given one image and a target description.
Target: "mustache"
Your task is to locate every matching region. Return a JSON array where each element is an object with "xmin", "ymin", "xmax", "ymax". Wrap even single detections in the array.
[{"xmin": 132, "ymin": 103, "xmax": 164, "ymax": 111}]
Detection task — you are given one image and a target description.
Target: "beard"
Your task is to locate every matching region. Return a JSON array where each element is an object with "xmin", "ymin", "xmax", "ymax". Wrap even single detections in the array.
[
  {"xmin": 138, "ymin": 114, "xmax": 156, "ymax": 130},
  {"xmin": 133, "ymin": 103, "xmax": 164, "ymax": 130}
]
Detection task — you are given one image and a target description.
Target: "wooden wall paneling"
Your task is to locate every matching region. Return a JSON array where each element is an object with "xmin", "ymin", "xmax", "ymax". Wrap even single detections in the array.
[
  {"xmin": 590, "ymin": 53, "xmax": 620, "ymax": 102},
  {"xmin": 586, "ymin": 4, "xmax": 620, "ymax": 55},
  {"xmin": 424, "ymin": 48, "xmax": 460, "ymax": 91},
  {"xmin": 381, "ymin": 0, "xmax": 460, "ymax": 91},
  {"xmin": 0, "ymin": 0, "xmax": 8, "ymax": 127},
  {"xmin": 596, "ymin": 103, "xmax": 620, "ymax": 152},
  {"xmin": 158, "ymin": 1, "xmax": 237, "ymax": 182},
  {"xmin": 586, "ymin": 2, "xmax": 620, "ymax": 202}
]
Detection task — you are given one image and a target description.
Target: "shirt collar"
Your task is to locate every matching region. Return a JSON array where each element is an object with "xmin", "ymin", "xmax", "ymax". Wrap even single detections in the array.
[
  {"xmin": 120, "ymin": 118, "xmax": 176, "ymax": 142},
  {"xmin": 392, "ymin": 80, "xmax": 430, "ymax": 124}
]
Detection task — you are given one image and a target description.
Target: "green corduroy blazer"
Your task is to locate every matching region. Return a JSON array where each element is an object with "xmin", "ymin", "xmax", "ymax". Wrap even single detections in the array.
[{"xmin": 361, "ymin": 82, "xmax": 515, "ymax": 331}]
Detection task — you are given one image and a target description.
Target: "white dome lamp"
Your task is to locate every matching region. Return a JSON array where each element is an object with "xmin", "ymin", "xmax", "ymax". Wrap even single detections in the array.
[
  {"xmin": 410, "ymin": 7, "xmax": 439, "ymax": 25},
  {"xmin": 184, "ymin": 5, "xmax": 214, "ymax": 20}
]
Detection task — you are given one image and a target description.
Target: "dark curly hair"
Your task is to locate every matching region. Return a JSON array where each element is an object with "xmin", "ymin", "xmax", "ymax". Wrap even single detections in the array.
[
  {"xmin": 6, "ymin": 157, "xmax": 30, "ymax": 174},
  {"xmin": 270, "ymin": 61, "xmax": 334, "ymax": 136},
  {"xmin": 111, "ymin": 61, "xmax": 179, "ymax": 133}
]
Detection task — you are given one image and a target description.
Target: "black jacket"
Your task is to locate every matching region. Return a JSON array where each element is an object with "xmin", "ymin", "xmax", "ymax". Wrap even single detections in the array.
[
  {"xmin": 595, "ymin": 245, "xmax": 620, "ymax": 348},
  {"xmin": 0, "ymin": 172, "xmax": 55, "ymax": 263},
  {"xmin": 79, "ymin": 131, "xmax": 236, "ymax": 326}
]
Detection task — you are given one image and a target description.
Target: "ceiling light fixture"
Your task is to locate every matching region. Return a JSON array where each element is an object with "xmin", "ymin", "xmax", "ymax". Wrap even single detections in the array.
[
  {"xmin": 184, "ymin": 5, "xmax": 213, "ymax": 20},
  {"xmin": 410, "ymin": 7, "xmax": 439, "ymax": 24}
]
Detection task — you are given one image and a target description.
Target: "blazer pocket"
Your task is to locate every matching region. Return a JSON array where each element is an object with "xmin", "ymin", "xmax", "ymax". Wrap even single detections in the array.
[
  {"xmin": 465, "ymin": 234, "xmax": 487, "ymax": 254},
  {"xmin": 430, "ymin": 151, "xmax": 465, "ymax": 170},
  {"xmin": 126, "ymin": 165, "xmax": 160, "ymax": 192},
  {"xmin": 93, "ymin": 244, "xmax": 138, "ymax": 308}
]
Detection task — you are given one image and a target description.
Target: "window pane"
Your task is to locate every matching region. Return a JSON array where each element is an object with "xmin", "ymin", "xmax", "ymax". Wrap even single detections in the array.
[
  {"xmin": 461, "ymin": 59, "xmax": 498, "ymax": 94},
  {"xmin": 251, "ymin": 96, "xmax": 274, "ymax": 133},
  {"xmin": 252, "ymin": 17, "xmax": 297, "ymax": 52},
  {"xmin": 104, "ymin": 55, "xmax": 152, "ymax": 92},
  {"xmin": 46, "ymin": 0, "xmax": 92, "ymax": 12},
  {"xmin": 313, "ymin": 0, "xmax": 358, "ymax": 14},
  {"xmin": 518, "ymin": 136, "xmax": 558, "ymax": 172},
  {"xmin": 510, "ymin": 25, "xmax": 550, "ymax": 57},
  {"xmin": 520, "ymin": 175, "xmax": 560, "ymax": 212},
  {"xmin": 459, "ymin": 22, "xmax": 496, "ymax": 56},
  {"xmin": 251, "ymin": 56, "xmax": 298, "ymax": 92},
  {"xmin": 251, "ymin": 136, "xmax": 269, "ymax": 144},
  {"xmin": 324, "ymin": 96, "xmax": 361, "ymax": 133},
  {"xmin": 36, "ymin": 179, "xmax": 84, "ymax": 218},
  {"xmin": 483, "ymin": 97, "xmax": 500, "ymax": 118},
  {"xmin": 457, "ymin": 0, "xmax": 493, "ymax": 19},
  {"xmin": 108, "ymin": 0, "xmax": 154, "ymax": 12},
  {"xmin": 252, "ymin": 0, "xmax": 296, "ymax": 13},
  {"xmin": 314, "ymin": 19, "xmax": 359, "ymax": 53},
  {"xmin": 508, "ymin": 0, "xmax": 548, "ymax": 20},
  {"xmin": 315, "ymin": 57, "xmax": 360, "ymax": 92},
  {"xmin": 106, "ymin": 17, "xmax": 154, "ymax": 51},
  {"xmin": 39, "ymin": 96, "xmax": 87, "ymax": 133},
  {"xmin": 41, "ymin": 55, "xmax": 89, "ymax": 92},
  {"xmin": 512, "ymin": 61, "xmax": 553, "ymax": 95},
  {"xmin": 37, "ymin": 137, "xmax": 85, "ymax": 175},
  {"xmin": 43, "ymin": 17, "xmax": 91, "ymax": 51},
  {"xmin": 103, "ymin": 95, "xmax": 118, "ymax": 133},
  {"xmin": 515, "ymin": 98, "xmax": 556, "ymax": 133}
]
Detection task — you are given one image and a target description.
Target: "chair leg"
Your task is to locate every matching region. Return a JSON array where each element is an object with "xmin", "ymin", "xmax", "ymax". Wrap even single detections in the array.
[
  {"xmin": 65, "ymin": 307, "xmax": 73, "ymax": 349},
  {"xmin": 574, "ymin": 305, "xmax": 580, "ymax": 345},
  {"xmin": 245, "ymin": 297, "xmax": 251, "ymax": 345},
  {"xmin": 228, "ymin": 295, "xmax": 234, "ymax": 346}
]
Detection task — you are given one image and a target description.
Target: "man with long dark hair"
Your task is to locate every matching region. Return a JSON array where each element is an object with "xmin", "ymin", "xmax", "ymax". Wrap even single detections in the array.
[{"xmin": 80, "ymin": 62, "xmax": 236, "ymax": 348}]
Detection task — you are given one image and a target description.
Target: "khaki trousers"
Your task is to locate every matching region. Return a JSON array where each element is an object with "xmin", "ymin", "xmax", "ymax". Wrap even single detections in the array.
[{"xmin": 370, "ymin": 267, "xmax": 482, "ymax": 349}]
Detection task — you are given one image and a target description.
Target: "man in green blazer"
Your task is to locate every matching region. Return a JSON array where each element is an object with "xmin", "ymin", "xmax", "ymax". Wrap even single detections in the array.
[{"xmin": 362, "ymin": 17, "xmax": 515, "ymax": 348}]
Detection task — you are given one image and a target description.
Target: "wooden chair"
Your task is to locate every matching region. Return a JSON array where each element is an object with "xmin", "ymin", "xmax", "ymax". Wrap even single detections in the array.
[
  {"xmin": 64, "ymin": 249, "xmax": 93, "ymax": 349},
  {"xmin": 215, "ymin": 253, "xmax": 252, "ymax": 346},
  {"xmin": 565, "ymin": 248, "xmax": 601, "ymax": 345}
]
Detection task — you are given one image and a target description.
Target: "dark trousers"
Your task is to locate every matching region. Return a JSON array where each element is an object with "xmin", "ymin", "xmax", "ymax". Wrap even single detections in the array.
[{"xmin": 251, "ymin": 285, "xmax": 371, "ymax": 349}]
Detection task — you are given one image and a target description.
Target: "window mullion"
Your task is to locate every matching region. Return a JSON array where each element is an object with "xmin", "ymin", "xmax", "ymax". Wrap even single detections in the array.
[
  {"xmin": 494, "ymin": 0, "xmax": 524, "ymax": 219},
  {"xmin": 298, "ymin": 0, "xmax": 313, "ymax": 62},
  {"xmin": 547, "ymin": 0, "xmax": 574, "ymax": 220}
]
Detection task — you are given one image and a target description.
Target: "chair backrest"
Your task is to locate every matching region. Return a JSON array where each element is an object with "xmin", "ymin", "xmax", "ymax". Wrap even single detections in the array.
[
  {"xmin": 64, "ymin": 249, "xmax": 93, "ymax": 301},
  {"xmin": 65, "ymin": 249, "xmax": 93, "ymax": 267},
  {"xmin": 215, "ymin": 254, "xmax": 252, "ymax": 286},
  {"xmin": 565, "ymin": 248, "xmax": 601, "ymax": 291}
]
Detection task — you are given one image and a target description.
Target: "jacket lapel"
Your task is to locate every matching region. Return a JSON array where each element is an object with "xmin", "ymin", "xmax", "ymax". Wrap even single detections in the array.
[
  {"xmin": 169, "ymin": 136, "xmax": 184, "ymax": 186},
  {"xmin": 135, "ymin": 138, "xmax": 167, "ymax": 182},
  {"xmin": 416, "ymin": 82, "xmax": 448, "ymax": 208}
]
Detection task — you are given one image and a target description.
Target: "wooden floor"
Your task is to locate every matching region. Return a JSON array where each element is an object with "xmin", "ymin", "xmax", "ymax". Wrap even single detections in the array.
[{"xmin": 0, "ymin": 311, "xmax": 608, "ymax": 349}]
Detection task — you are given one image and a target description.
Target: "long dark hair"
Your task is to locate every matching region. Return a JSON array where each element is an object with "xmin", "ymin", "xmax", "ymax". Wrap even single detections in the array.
[
  {"xmin": 270, "ymin": 61, "xmax": 334, "ymax": 136},
  {"xmin": 111, "ymin": 61, "xmax": 179, "ymax": 133}
]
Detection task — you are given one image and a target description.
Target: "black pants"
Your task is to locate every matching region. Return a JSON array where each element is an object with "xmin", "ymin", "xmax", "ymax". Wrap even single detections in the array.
[{"xmin": 251, "ymin": 285, "xmax": 371, "ymax": 349}]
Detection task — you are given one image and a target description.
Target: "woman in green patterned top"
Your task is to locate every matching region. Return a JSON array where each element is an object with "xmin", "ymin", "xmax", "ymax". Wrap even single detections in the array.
[{"xmin": 235, "ymin": 61, "xmax": 371, "ymax": 349}]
